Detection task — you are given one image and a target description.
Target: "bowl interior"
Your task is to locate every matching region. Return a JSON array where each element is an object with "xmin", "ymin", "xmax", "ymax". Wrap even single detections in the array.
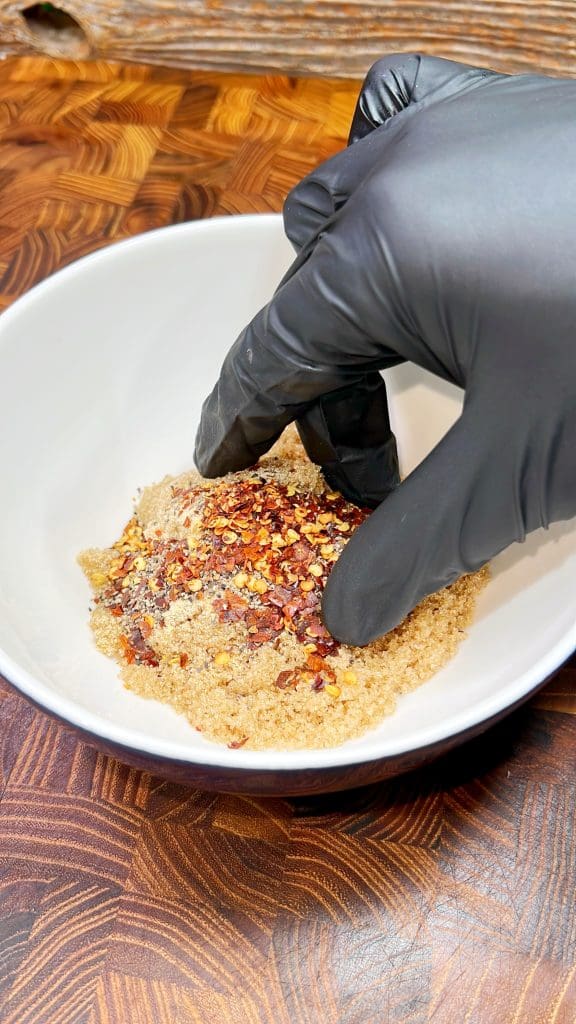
[{"xmin": 0, "ymin": 214, "xmax": 574, "ymax": 770}]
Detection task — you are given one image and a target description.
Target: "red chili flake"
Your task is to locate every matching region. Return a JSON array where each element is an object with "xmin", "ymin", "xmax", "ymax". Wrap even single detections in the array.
[
  {"xmin": 290, "ymin": 541, "xmax": 313, "ymax": 563},
  {"xmin": 128, "ymin": 625, "xmax": 159, "ymax": 667},
  {"xmin": 248, "ymin": 631, "xmax": 274, "ymax": 647},
  {"xmin": 139, "ymin": 616, "xmax": 154, "ymax": 640},
  {"xmin": 275, "ymin": 669, "xmax": 295, "ymax": 689},
  {"xmin": 283, "ymin": 597, "xmax": 305, "ymax": 619},
  {"xmin": 302, "ymin": 615, "xmax": 331, "ymax": 639},
  {"xmin": 315, "ymin": 640, "xmax": 339, "ymax": 657},
  {"xmin": 118, "ymin": 634, "xmax": 136, "ymax": 665},
  {"xmin": 264, "ymin": 585, "xmax": 291, "ymax": 606},
  {"xmin": 258, "ymin": 608, "xmax": 283, "ymax": 631},
  {"xmin": 228, "ymin": 736, "xmax": 249, "ymax": 749},
  {"xmin": 179, "ymin": 652, "xmax": 189, "ymax": 668},
  {"xmin": 306, "ymin": 652, "xmax": 327, "ymax": 673},
  {"xmin": 214, "ymin": 591, "xmax": 249, "ymax": 624},
  {"xmin": 244, "ymin": 609, "xmax": 261, "ymax": 630}
]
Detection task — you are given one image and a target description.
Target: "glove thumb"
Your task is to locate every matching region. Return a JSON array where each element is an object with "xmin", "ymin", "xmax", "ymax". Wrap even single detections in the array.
[{"xmin": 322, "ymin": 402, "xmax": 535, "ymax": 646}]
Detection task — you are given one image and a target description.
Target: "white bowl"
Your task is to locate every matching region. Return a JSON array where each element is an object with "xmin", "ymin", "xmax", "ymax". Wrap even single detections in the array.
[{"xmin": 0, "ymin": 214, "xmax": 574, "ymax": 794}]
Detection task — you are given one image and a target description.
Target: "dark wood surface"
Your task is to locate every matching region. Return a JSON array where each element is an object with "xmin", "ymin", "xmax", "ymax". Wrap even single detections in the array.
[
  {"xmin": 1, "ymin": 1, "xmax": 576, "ymax": 79},
  {"xmin": 0, "ymin": 56, "xmax": 574, "ymax": 1023}
]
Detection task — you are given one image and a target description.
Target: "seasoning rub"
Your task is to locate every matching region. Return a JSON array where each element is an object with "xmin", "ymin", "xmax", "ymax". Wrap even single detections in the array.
[{"xmin": 79, "ymin": 428, "xmax": 488, "ymax": 750}]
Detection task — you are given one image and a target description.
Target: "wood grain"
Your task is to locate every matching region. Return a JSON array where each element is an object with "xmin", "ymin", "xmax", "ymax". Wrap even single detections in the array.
[
  {"xmin": 0, "ymin": 55, "xmax": 574, "ymax": 1024},
  {"xmin": 1, "ymin": 1, "xmax": 576, "ymax": 79}
]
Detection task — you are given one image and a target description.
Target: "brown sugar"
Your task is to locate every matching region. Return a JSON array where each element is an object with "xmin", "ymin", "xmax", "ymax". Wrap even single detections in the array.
[{"xmin": 78, "ymin": 428, "xmax": 489, "ymax": 750}]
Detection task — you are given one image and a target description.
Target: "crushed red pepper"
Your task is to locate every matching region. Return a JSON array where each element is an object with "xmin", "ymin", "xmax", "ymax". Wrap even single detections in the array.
[
  {"xmin": 227, "ymin": 736, "xmax": 249, "ymax": 749},
  {"xmin": 95, "ymin": 473, "xmax": 370, "ymax": 692}
]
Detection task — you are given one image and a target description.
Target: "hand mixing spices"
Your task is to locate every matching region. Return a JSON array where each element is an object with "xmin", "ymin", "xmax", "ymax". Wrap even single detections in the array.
[{"xmin": 194, "ymin": 54, "xmax": 576, "ymax": 646}]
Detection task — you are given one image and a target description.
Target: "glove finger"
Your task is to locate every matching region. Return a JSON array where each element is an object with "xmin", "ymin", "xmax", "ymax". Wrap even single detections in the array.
[
  {"xmin": 322, "ymin": 400, "xmax": 532, "ymax": 646},
  {"xmin": 282, "ymin": 50, "xmax": 430, "ymax": 252},
  {"xmin": 349, "ymin": 53, "xmax": 498, "ymax": 142},
  {"xmin": 283, "ymin": 52, "xmax": 432, "ymax": 253},
  {"xmin": 283, "ymin": 127, "xmax": 392, "ymax": 252},
  {"xmin": 285, "ymin": 53, "xmax": 499, "ymax": 253},
  {"xmin": 348, "ymin": 51, "xmax": 423, "ymax": 142},
  {"xmin": 296, "ymin": 372, "xmax": 400, "ymax": 508},
  {"xmin": 194, "ymin": 227, "xmax": 402, "ymax": 481}
]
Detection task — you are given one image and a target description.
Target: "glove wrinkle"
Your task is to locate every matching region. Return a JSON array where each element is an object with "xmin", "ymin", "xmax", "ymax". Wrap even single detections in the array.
[{"xmin": 354, "ymin": 57, "xmax": 420, "ymax": 137}]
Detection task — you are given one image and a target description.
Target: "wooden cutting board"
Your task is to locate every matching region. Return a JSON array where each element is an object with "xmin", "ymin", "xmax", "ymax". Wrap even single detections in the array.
[
  {"xmin": 1, "ymin": 2, "xmax": 575, "ymax": 79},
  {"xmin": 0, "ymin": 56, "xmax": 574, "ymax": 1024}
]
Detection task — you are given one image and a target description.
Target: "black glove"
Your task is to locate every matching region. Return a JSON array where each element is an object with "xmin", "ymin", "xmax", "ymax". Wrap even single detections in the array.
[{"xmin": 194, "ymin": 54, "xmax": 576, "ymax": 646}]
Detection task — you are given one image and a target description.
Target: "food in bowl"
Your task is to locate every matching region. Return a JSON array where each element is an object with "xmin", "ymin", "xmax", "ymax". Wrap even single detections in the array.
[{"xmin": 79, "ymin": 428, "xmax": 488, "ymax": 750}]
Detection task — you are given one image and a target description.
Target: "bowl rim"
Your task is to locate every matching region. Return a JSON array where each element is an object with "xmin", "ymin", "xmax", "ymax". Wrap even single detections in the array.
[{"xmin": 0, "ymin": 214, "xmax": 574, "ymax": 772}]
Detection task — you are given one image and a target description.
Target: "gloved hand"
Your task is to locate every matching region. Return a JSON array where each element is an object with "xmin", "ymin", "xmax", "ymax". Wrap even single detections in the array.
[{"xmin": 194, "ymin": 54, "xmax": 576, "ymax": 646}]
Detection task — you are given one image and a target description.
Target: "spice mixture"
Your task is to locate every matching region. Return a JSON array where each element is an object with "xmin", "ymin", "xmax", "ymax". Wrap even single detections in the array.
[{"xmin": 79, "ymin": 429, "xmax": 488, "ymax": 750}]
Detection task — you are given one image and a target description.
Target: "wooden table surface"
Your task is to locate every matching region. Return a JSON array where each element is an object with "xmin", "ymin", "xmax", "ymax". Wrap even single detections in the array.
[{"xmin": 0, "ymin": 56, "xmax": 574, "ymax": 1024}]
